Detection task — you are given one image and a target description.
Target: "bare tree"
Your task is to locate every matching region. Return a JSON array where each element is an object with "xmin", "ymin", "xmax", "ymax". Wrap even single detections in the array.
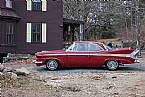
[{"xmin": 63, "ymin": 0, "xmax": 145, "ymax": 49}]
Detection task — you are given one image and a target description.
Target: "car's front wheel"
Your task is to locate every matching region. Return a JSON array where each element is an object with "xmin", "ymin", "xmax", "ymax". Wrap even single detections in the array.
[
  {"xmin": 106, "ymin": 60, "xmax": 119, "ymax": 71},
  {"xmin": 46, "ymin": 60, "xmax": 59, "ymax": 71}
]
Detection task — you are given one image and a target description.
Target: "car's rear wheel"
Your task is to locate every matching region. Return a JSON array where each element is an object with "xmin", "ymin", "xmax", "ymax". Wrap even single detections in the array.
[
  {"xmin": 46, "ymin": 60, "xmax": 59, "ymax": 71},
  {"xmin": 106, "ymin": 60, "xmax": 119, "ymax": 71}
]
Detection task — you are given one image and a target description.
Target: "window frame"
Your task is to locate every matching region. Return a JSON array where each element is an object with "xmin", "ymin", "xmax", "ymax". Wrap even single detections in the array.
[{"xmin": 31, "ymin": 23, "xmax": 42, "ymax": 43}]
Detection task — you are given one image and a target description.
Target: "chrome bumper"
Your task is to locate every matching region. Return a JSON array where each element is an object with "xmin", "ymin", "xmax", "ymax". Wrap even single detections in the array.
[
  {"xmin": 134, "ymin": 59, "xmax": 140, "ymax": 63},
  {"xmin": 33, "ymin": 60, "xmax": 43, "ymax": 64}
]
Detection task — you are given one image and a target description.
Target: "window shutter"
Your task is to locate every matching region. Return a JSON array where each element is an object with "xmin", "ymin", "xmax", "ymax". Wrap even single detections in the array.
[
  {"xmin": 41, "ymin": 0, "xmax": 47, "ymax": 11},
  {"xmin": 42, "ymin": 23, "xmax": 47, "ymax": 43},
  {"xmin": 26, "ymin": 23, "xmax": 32, "ymax": 43},
  {"xmin": 26, "ymin": 0, "xmax": 32, "ymax": 10}
]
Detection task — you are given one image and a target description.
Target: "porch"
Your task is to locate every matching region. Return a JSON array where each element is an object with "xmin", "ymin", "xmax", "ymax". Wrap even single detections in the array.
[{"xmin": 63, "ymin": 18, "xmax": 84, "ymax": 48}]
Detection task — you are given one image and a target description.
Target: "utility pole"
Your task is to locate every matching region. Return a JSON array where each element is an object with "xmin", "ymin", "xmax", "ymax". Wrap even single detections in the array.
[
  {"xmin": 132, "ymin": 0, "xmax": 141, "ymax": 54},
  {"xmin": 135, "ymin": 0, "xmax": 141, "ymax": 54}
]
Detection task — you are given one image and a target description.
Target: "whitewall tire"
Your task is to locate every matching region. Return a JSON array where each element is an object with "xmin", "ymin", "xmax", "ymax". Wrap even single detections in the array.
[
  {"xmin": 106, "ymin": 60, "xmax": 119, "ymax": 71},
  {"xmin": 46, "ymin": 60, "xmax": 59, "ymax": 71}
]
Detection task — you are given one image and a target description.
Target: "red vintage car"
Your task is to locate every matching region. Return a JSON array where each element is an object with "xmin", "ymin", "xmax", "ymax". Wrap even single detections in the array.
[{"xmin": 34, "ymin": 41, "xmax": 140, "ymax": 71}]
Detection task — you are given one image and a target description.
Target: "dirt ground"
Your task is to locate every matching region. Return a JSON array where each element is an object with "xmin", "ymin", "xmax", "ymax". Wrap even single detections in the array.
[{"xmin": 1, "ymin": 57, "xmax": 145, "ymax": 97}]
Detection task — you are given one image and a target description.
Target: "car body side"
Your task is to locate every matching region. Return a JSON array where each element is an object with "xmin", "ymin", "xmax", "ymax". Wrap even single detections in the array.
[{"xmin": 35, "ymin": 50, "xmax": 136, "ymax": 68}]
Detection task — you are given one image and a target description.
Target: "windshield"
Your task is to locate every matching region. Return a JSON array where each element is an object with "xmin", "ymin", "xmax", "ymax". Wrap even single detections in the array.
[
  {"xmin": 105, "ymin": 45, "xmax": 113, "ymax": 50},
  {"xmin": 66, "ymin": 43, "xmax": 75, "ymax": 51}
]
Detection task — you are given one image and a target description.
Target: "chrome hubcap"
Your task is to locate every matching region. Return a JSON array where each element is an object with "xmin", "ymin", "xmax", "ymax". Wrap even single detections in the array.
[
  {"xmin": 107, "ymin": 61, "xmax": 118, "ymax": 70},
  {"xmin": 47, "ymin": 60, "xmax": 58, "ymax": 70}
]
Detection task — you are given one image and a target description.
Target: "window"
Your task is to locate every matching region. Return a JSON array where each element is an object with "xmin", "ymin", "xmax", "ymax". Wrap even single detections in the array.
[
  {"xmin": 26, "ymin": 0, "xmax": 47, "ymax": 11},
  {"xmin": 74, "ymin": 43, "xmax": 88, "ymax": 52},
  {"xmin": 6, "ymin": 23, "xmax": 14, "ymax": 45},
  {"xmin": 32, "ymin": 23, "xmax": 41, "ymax": 42},
  {"xmin": 88, "ymin": 43, "xmax": 104, "ymax": 52},
  {"xmin": 26, "ymin": 23, "xmax": 47, "ymax": 43},
  {"xmin": 106, "ymin": 45, "xmax": 113, "ymax": 50},
  {"xmin": 32, "ymin": 0, "xmax": 41, "ymax": 11},
  {"xmin": 5, "ymin": 0, "xmax": 12, "ymax": 8}
]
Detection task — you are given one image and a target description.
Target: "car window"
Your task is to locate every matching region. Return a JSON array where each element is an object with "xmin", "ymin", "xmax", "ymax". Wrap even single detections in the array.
[
  {"xmin": 106, "ymin": 45, "xmax": 113, "ymax": 50},
  {"xmin": 74, "ymin": 43, "xmax": 88, "ymax": 52},
  {"xmin": 67, "ymin": 44, "xmax": 74, "ymax": 51},
  {"xmin": 88, "ymin": 43, "xmax": 104, "ymax": 52}
]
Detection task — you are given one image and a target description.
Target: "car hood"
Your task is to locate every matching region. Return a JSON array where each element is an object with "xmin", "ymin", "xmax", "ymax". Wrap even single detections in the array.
[{"xmin": 36, "ymin": 50, "xmax": 66, "ymax": 56}]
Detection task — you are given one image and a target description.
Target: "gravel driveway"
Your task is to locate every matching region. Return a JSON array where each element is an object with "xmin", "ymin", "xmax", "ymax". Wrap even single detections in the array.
[{"xmin": 1, "ymin": 57, "xmax": 145, "ymax": 97}]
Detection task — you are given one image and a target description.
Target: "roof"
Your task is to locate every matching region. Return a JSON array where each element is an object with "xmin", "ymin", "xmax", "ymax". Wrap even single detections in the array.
[
  {"xmin": 74, "ymin": 41, "xmax": 102, "ymax": 44},
  {"xmin": 63, "ymin": 18, "xmax": 84, "ymax": 25},
  {"xmin": 0, "ymin": 7, "xmax": 20, "ymax": 20}
]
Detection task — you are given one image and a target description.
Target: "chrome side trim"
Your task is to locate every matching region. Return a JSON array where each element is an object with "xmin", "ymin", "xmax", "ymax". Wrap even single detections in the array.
[{"xmin": 38, "ymin": 53, "xmax": 132, "ymax": 57}]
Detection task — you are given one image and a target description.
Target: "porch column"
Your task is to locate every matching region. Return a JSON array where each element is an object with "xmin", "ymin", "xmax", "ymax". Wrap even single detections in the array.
[
  {"xmin": 68, "ymin": 25, "xmax": 72, "ymax": 42},
  {"xmin": 79, "ymin": 24, "xmax": 83, "ymax": 41}
]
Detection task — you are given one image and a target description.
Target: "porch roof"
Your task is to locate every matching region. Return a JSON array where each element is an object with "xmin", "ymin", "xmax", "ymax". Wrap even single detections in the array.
[
  {"xmin": 0, "ymin": 7, "xmax": 20, "ymax": 20},
  {"xmin": 63, "ymin": 18, "xmax": 84, "ymax": 25}
]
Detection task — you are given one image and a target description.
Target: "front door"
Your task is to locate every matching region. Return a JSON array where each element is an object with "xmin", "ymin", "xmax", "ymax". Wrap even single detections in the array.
[
  {"xmin": 66, "ymin": 42, "xmax": 90, "ymax": 67},
  {"xmin": 66, "ymin": 51, "xmax": 90, "ymax": 67},
  {"xmin": 88, "ymin": 43, "xmax": 105, "ymax": 67}
]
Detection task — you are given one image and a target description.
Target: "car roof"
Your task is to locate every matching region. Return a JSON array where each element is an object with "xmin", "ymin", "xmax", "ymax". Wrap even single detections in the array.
[{"xmin": 73, "ymin": 41, "xmax": 103, "ymax": 44}]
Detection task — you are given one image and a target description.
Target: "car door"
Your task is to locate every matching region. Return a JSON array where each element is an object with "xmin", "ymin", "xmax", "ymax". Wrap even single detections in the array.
[
  {"xmin": 66, "ymin": 42, "xmax": 90, "ymax": 67},
  {"xmin": 88, "ymin": 43, "xmax": 105, "ymax": 67}
]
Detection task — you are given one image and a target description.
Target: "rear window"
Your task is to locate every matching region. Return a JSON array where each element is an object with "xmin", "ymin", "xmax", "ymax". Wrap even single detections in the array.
[{"xmin": 88, "ymin": 43, "xmax": 104, "ymax": 52}]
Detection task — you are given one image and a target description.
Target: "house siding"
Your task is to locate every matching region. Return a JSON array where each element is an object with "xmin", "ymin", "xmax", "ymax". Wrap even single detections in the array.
[
  {"xmin": 0, "ymin": 0, "xmax": 63, "ymax": 54},
  {"xmin": 0, "ymin": 0, "xmax": 5, "ymax": 8}
]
